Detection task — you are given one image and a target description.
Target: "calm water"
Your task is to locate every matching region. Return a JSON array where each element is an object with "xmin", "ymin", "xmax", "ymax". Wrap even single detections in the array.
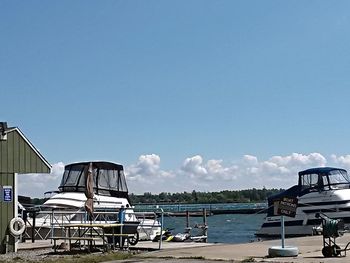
[
  {"xmin": 135, "ymin": 203, "xmax": 267, "ymax": 244},
  {"xmin": 163, "ymin": 213, "xmax": 266, "ymax": 244}
]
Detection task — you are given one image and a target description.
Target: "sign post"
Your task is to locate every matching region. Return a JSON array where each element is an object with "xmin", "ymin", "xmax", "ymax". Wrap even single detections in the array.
[
  {"xmin": 278, "ymin": 197, "xmax": 298, "ymax": 248},
  {"xmin": 268, "ymin": 196, "xmax": 299, "ymax": 257},
  {"xmin": 281, "ymin": 215, "xmax": 285, "ymax": 248}
]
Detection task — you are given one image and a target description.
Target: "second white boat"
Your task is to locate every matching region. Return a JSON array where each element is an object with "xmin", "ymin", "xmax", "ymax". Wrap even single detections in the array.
[{"xmin": 257, "ymin": 167, "xmax": 350, "ymax": 237}]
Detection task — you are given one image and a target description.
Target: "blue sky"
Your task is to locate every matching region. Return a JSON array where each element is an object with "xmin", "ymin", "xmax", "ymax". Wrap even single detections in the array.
[{"xmin": 2, "ymin": 1, "xmax": 350, "ymax": 197}]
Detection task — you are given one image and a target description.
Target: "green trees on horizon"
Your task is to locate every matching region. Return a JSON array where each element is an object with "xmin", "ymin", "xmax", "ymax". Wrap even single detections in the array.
[
  {"xmin": 129, "ymin": 188, "xmax": 284, "ymax": 204},
  {"xmin": 20, "ymin": 188, "xmax": 284, "ymax": 206}
]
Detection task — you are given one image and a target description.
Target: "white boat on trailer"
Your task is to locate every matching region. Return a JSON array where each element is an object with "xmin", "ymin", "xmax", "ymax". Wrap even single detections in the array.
[
  {"xmin": 28, "ymin": 161, "xmax": 161, "ymax": 242},
  {"xmin": 256, "ymin": 167, "xmax": 350, "ymax": 237}
]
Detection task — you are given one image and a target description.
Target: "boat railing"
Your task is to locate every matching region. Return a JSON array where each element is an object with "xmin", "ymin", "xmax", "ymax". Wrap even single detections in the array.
[{"xmin": 24, "ymin": 210, "xmax": 86, "ymax": 241}]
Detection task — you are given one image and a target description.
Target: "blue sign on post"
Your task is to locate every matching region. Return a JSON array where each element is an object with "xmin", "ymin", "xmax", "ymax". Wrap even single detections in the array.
[{"xmin": 3, "ymin": 186, "xmax": 12, "ymax": 202}]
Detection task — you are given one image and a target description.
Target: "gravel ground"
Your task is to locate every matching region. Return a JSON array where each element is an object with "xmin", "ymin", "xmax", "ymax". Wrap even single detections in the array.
[
  {"xmin": 0, "ymin": 248, "xmax": 228, "ymax": 263},
  {"xmin": 0, "ymin": 248, "xmax": 61, "ymax": 262},
  {"xmin": 0, "ymin": 248, "xmax": 132, "ymax": 262},
  {"xmin": 115, "ymin": 259, "xmax": 231, "ymax": 263}
]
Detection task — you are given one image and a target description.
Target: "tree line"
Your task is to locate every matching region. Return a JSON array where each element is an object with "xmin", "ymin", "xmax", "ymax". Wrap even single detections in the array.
[
  {"xmin": 19, "ymin": 188, "xmax": 284, "ymax": 206},
  {"xmin": 129, "ymin": 188, "xmax": 284, "ymax": 204}
]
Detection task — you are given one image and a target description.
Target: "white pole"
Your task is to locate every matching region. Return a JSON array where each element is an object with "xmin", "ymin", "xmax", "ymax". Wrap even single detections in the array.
[
  {"xmin": 14, "ymin": 173, "xmax": 18, "ymax": 252},
  {"xmin": 281, "ymin": 215, "xmax": 285, "ymax": 248},
  {"xmin": 159, "ymin": 208, "xmax": 164, "ymax": 250}
]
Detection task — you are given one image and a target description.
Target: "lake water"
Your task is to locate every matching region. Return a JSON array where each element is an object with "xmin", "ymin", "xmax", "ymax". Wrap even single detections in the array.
[
  {"xmin": 135, "ymin": 203, "xmax": 267, "ymax": 244},
  {"xmin": 163, "ymin": 213, "xmax": 266, "ymax": 244}
]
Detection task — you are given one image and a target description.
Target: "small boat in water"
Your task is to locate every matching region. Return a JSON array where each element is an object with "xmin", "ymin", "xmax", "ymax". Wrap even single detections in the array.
[{"xmin": 256, "ymin": 167, "xmax": 350, "ymax": 237}]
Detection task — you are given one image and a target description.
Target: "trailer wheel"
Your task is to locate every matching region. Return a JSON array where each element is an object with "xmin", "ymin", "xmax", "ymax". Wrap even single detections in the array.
[
  {"xmin": 129, "ymin": 232, "xmax": 139, "ymax": 246},
  {"xmin": 322, "ymin": 246, "xmax": 333, "ymax": 257}
]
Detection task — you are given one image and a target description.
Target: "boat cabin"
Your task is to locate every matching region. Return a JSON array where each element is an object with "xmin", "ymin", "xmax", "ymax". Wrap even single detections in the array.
[
  {"xmin": 59, "ymin": 161, "xmax": 129, "ymax": 199},
  {"xmin": 266, "ymin": 167, "xmax": 350, "ymax": 217},
  {"xmin": 299, "ymin": 167, "xmax": 350, "ymax": 193}
]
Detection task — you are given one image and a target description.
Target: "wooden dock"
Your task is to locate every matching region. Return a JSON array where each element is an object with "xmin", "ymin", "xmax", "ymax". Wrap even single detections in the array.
[
  {"xmin": 163, "ymin": 211, "xmax": 212, "ymax": 217},
  {"xmin": 161, "ymin": 207, "xmax": 266, "ymax": 216},
  {"xmin": 211, "ymin": 207, "xmax": 266, "ymax": 215}
]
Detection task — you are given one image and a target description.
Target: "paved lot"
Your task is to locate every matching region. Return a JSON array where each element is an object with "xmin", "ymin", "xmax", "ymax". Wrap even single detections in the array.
[
  {"xmin": 140, "ymin": 233, "xmax": 350, "ymax": 262},
  {"xmin": 16, "ymin": 233, "xmax": 350, "ymax": 262}
]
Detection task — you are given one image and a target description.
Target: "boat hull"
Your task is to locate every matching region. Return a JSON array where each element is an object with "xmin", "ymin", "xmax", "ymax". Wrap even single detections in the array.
[{"xmin": 257, "ymin": 189, "xmax": 350, "ymax": 237}]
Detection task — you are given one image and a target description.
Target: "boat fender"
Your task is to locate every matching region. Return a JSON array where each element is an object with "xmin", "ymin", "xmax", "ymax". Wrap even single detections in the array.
[{"xmin": 8, "ymin": 217, "xmax": 26, "ymax": 236}]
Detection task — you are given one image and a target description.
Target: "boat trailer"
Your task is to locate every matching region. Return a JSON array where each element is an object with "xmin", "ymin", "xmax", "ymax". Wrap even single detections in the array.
[{"xmin": 315, "ymin": 213, "xmax": 350, "ymax": 257}]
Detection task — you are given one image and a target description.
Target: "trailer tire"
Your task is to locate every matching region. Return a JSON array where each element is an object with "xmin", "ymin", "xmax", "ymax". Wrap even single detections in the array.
[
  {"xmin": 9, "ymin": 217, "xmax": 26, "ymax": 236},
  {"xmin": 322, "ymin": 246, "xmax": 333, "ymax": 257},
  {"xmin": 128, "ymin": 232, "xmax": 139, "ymax": 246}
]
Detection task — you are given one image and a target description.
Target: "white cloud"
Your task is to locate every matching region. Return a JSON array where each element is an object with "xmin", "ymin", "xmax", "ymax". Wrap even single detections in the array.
[
  {"xmin": 18, "ymin": 162, "xmax": 64, "ymax": 197},
  {"xmin": 180, "ymin": 156, "xmax": 239, "ymax": 182},
  {"xmin": 17, "ymin": 152, "xmax": 350, "ymax": 197},
  {"xmin": 126, "ymin": 154, "xmax": 174, "ymax": 182},
  {"xmin": 269, "ymin": 153, "xmax": 327, "ymax": 168},
  {"xmin": 330, "ymin": 154, "xmax": 350, "ymax": 169},
  {"xmin": 181, "ymin": 155, "xmax": 208, "ymax": 178},
  {"xmin": 176, "ymin": 153, "xmax": 329, "ymax": 191},
  {"xmin": 236, "ymin": 153, "xmax": 327, "ymax": 188},
  {"xmin": 243, "ymin": 155, "xmax": 258, "ymax": 165}
]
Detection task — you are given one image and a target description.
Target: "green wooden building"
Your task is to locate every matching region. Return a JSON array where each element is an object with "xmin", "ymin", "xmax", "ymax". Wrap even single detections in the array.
[{"xmin": 0, "ymin": 122, "xmax": 51, "ymax": 253}]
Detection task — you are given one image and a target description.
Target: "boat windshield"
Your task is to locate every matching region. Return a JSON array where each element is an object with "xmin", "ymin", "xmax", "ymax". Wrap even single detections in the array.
[
  {"xmin": 300, "ymin": 172, "xmax": 319, "ymax": 190},
  {"xmin": 58, "ymin": 161, "xmax": 128, "ymax": 198},
  {"xmin": 326, "ymin": 169, "xmax": 350, "ymax": 189},
  {"xmin": 299, "ymin": 168, "xmax": 350, "ymax": 191}
]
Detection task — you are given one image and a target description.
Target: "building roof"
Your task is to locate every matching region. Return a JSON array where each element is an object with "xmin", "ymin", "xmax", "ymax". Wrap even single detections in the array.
[{"xmin": 1, "ymin": 122, "xmax": 51, "ymax": 170}]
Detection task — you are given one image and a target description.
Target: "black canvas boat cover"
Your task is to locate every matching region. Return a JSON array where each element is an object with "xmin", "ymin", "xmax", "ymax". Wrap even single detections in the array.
[{"xmin": 58, "ymin": 161, "xmax": 128, "ymax": 199}]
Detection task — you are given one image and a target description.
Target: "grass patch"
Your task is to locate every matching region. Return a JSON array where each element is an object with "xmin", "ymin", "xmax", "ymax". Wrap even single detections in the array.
[
  {"xmin": 10, "ymin": 251, "xmax": 133, "ymax": 263},
  {"xmin": 241, "ymin": 257, "xmax": 256, "ymax": 262},
  {"xmin": 179, "ymin": 256, "xmax": 206, "ymax": 260},
  {"xmin": 54, "ymin": 252, "xmax": 131, "ymax": 263},
  {"xmin": 157, "ymin": 255, "xmax": 207, "ymax": 261}
]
